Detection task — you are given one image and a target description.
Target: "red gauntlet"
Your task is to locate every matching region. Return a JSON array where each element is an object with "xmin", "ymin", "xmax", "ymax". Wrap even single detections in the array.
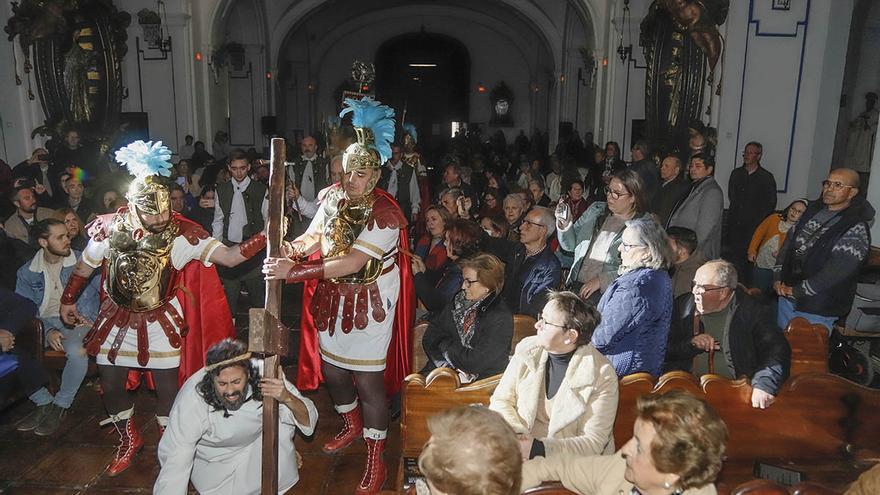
[
  {"xmin": 285, "ymin": 259, "xmax": 325, "ymax": 284},
  {"xmin": 61, "ymin": 273, "xmax": 89, "ymax": 305},
  {"xmin": 239, "ymin": 233, "xmax": 267, "ymax": 259}
]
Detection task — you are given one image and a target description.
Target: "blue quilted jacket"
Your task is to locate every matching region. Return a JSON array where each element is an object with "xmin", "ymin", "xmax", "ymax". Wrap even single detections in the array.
[{"xmin": 592, "ymin": 267, "xmax": 672, "ymax": 377}]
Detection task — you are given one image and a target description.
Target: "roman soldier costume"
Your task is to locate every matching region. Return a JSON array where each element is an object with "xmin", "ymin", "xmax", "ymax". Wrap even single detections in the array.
[
  {"xmin": 401, "ymin": 122, "xmax": 431, "ymax": 219},
  {"xmin": 60, "ymin": 141, "xmax": 266, "ymax": 476},
  {"xmin": 282, "ymin": 97, "xmax": 414, "ymax": 494}
]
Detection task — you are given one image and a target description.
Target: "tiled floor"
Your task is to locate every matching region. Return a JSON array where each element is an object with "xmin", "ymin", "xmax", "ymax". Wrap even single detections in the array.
[{"xmin": 0, "ymin": 371, "xmax": 402, "ymax": 495}]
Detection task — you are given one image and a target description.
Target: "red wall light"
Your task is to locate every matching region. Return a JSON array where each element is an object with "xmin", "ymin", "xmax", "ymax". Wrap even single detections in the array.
[
  {"xmin": 194, "ymin": 51, "xmax": 202, "ymax": 61},
  {"xmin": 266, "ymin": 71, "xmax": 272, "ymax": 79},
  {"xmin": 477, "ymin": 83, "xmax": 486, "ymax": 93}
]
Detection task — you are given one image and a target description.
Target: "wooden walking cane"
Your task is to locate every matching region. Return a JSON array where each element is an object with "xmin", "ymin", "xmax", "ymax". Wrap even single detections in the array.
[
  {"xmin": 249, "ymin": 138, "xmax": 290, "ymax": 494},
  {"xmin": 692, "ymin": 312, "xmax": 715, "ymax": 374}
]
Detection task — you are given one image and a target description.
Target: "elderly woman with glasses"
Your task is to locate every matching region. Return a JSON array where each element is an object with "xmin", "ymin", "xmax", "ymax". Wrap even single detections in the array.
[
  {"xmin": 556, "ymin": 169, "xmax": 648, "ymax": 304},
  {"xmin": 521, "ymin": 390, "xmax": 727, "ymax": 495},
  {"xmin": 421, "ymin": 253, "xmax": 513, "ymax": 381},
  {"xmin": 490, "ymin": 291, "xmax": 619, "ymax": 461},
  {"xmin": 591, "ymin": 217, "xmax": 674, "ymax": 377}
]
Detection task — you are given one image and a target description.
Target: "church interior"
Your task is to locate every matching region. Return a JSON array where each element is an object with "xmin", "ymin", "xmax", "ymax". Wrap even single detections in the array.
[{"xmin": 1, "ymin": 0, "xmax": 880, "ymax": 494}]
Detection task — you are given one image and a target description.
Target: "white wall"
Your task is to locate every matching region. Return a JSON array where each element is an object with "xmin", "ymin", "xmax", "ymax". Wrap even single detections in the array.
[
  {"xmin": 116, "ymin": 0, "xmax": 198, "ymax": 158},
  {"xmin": 0, "ymin": 1, "xmax": 50, "ymax": 164},
  {"xmin": 223, "ymin": 0, "xmax": 270, "ymax": 150},
  {"xmin": 713, "ymin": 0, "xmax": 854, "ymax": 208},
  {"xmin": 605, "ymin": 0, "xmax": 650, "ymax": 154}
]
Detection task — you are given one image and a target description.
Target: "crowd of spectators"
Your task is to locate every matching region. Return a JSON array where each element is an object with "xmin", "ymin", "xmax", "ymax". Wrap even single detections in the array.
[{"xmin": 0, "ymin": 122, "xmax": 875, "ymax": 493}]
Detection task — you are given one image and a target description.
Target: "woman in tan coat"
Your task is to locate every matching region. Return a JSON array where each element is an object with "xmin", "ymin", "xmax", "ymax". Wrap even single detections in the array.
[
  {"xmin": 521, "ymin": 390, "xmax": 728, "ymax": 495},
  {"xmin": 489, "ymin": 291, "xmax": 619, "ymax": 460}
]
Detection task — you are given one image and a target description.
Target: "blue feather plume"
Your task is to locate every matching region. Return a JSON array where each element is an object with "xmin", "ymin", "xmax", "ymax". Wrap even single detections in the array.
[
  {"xmin": 115, "ymin": 140, "xmax": 173, "ymax": 178},
  {"xmin": 340, "ymin": 97, "xmax": 396, "ymax": 163},
  {"xmin": 402, "ymin": 122, "xmax": 418, "ymax": 144}
]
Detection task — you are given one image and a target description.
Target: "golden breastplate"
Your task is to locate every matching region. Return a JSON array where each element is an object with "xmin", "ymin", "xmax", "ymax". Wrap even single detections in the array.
[
  {"xmin": 321, "ymin": 191, "xmax": 384, "ymax": 284},
  {"xmin": 106, "ymin": 216, "xmax": 181, "ymax": 312}
]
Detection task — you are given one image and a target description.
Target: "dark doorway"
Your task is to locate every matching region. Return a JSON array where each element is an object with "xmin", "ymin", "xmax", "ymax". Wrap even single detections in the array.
[{"xmin": 375, "ymin": 32, "xmax": 470, "ymax": 163}]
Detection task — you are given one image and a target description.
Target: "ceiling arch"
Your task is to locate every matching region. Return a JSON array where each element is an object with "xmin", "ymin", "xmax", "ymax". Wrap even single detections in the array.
[
  {"xmin": 300, "ymin": 4, "xmax": 553, "ymax": 79},
  {"xmin": 269, "ymin": 0, "xmax": 569, "ymax": 73}
]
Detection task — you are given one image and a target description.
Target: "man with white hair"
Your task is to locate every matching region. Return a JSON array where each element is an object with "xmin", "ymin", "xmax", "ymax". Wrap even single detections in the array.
[{"xmin": 481, "ymin": 205, "xmax": 561, "ymax": 318}]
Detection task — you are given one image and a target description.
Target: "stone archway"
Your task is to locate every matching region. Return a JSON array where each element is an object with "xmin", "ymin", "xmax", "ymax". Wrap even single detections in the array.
[{"xmin": 374, "ymin": 32, "xmax": 470, "ymax": 157}]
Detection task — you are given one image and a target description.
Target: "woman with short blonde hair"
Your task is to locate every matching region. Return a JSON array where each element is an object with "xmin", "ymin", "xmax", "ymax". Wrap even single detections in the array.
[
  {"xmin": 421, "ymin": 253, "xmax": 513, "ymax": 381},
  {"xmin": 458, "ymin": 253, "xmax": 505, "ymax": 295},
  {"xmin": 419, "ymin": 405, "xmax": 522, "ymax": 495},
  {"xmin": 521, "ymin": 390, "xmax": 728, "ymax": 495}
]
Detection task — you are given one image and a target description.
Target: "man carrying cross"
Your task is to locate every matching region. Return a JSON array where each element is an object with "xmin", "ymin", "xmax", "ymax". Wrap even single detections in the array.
[{"xmin": 154, "ymin": 338, "xmax": 317, "ymax": 494}]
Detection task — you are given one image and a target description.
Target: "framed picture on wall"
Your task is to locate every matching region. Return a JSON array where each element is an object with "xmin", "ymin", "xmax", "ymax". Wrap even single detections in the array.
[{"xmin": 772, "ymin": 0, "xmax": 791, "ymax": 11}]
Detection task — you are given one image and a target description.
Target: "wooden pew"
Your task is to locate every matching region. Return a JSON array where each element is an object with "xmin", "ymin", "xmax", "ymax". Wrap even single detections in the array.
[
  {"xmin": 729, "ymin": 479, "xmax": 839, "ymax": 495},
  {"xmin": 410, "ymin": 322, "xmax": 429, "ymax": 374},
  {"xmin": 784, "ymin": 317, "xmax": 829, "ymax": 375},
  {"xmin": 512, "ymin": 314, "xmax": 537, "ymax": 351},
  {"xmin": 398, "ymin": 368, "xmax": 502, "ymax": 491},
  {"xmin": 398, "ymin": 323, "xmax": 872, "ymax": 493},
  {"xmin": 613, "ymin": 372, "xmax": 880, "ymax": 492}
]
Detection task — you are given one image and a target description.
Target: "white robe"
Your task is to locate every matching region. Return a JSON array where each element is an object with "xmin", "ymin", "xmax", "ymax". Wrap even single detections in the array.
[{"xmin": 154, "ymin": 367, "xmax": 318, "ymax": 495}]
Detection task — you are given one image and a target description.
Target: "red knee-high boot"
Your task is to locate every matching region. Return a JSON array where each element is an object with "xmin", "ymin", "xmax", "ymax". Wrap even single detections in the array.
[
  {"xmin": 355, "ymin": 435, "xmax": 387, "ymax": 495},
  {"xmin": 101, "ymin": 407, "xmax": 144, "ymax": 477},
  {"xmin": 322, "ymin": 404, "xmax": 363, "ymax": 453}
]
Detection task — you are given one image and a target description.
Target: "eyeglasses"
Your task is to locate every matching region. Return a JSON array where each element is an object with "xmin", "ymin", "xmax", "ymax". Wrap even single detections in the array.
[
  {"xmin": 604, "ymin": 186, "xmax": 631, "ymax": 200},
  {"xmin": 691, "ymin": 282, "xmax": 729, "ymax": 294},
  {"xmin": 821, "ymin": 180, "xmax": 855, "ymax": 191},
  {"xmin": 537, "ymin": 315, "xmax": 567, "ymax": 330},
  {"xmin": 463, "ymin": 278, "xmax": 480, "ymax": 287},
  {"xmin": 620, "ymin": 242, "xmax": 645, "ymax": 253},
  {"xmin": 521, "ymin": 219, "xmax": 546, "ymax": 229}
]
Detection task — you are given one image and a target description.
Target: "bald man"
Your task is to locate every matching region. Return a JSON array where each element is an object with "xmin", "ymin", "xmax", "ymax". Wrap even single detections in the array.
[{"xmin": 774, "ymin": 168, "xmax": 875, "ymax": 333}]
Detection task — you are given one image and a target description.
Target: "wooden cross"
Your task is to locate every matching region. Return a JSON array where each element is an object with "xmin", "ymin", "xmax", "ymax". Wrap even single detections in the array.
[{"xmin": 248, "ymin": 137, "xmax": 290, "ymax": 494}]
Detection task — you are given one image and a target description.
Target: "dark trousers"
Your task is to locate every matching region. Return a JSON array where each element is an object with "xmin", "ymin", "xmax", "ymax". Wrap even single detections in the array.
[{"xmin": 220, "ymin": 265, "xmax": 266, "ymax": 317}]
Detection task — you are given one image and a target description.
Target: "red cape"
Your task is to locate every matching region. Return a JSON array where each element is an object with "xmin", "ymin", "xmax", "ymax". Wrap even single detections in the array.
[
  {"xmin": 86, "ymin": 211, "xmax": 235, "ymax": 389},
  {"xmin": 175, "ymin": 239, "xmax": 236, "ymax": 385},
  {"xmin": 296, "ymin": 188, "xmax": 415, "ymax": 397}
]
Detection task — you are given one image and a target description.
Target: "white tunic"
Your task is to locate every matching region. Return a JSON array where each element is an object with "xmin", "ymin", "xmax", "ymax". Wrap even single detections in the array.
[
  {"xmin": 154, "ymin": 367, "xmax": 318, "ymax": 495},
  {"xmin": 82, "ymin": 231, "xmax": 223, "ymax": 369},
  {"xmin": 304, "ymin": 195, "xmax": 401, "ymax": 372}
]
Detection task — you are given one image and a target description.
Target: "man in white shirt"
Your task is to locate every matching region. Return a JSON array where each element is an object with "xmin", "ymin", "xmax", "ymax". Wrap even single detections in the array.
[
  {"xmin": 155, "ymin": 339, "xmax": 317, "ymax": 495},
  {"xmin": 212, "ymin": 150, "xmax": 269, "ymax": 320},
  {"xmin": 285, "ymin": 136, "xmax": 329, "ymax": 236},
  {"xmin": 378, "ymin": 145, "xmax": 420, "ymax": 221}
]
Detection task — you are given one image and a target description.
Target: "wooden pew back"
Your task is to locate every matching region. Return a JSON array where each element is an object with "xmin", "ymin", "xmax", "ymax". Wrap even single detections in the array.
[
  {"xmin": 512, "ymin": 314, "xmax": 537, "ymax": 352},
  {"xmin": 401, "ymin": 368, "xmax": 502, "ymax": 457},
  {"xmin": 613, "ymin": 371, "xmax": 880, "ymax": 461},
  {"xmin": 410, "ymin": 322, "xmax": 429, "ymax": 374},
  {"xmin": 784, "ymin": 317, "xmax": 829, "ymax": 375}
]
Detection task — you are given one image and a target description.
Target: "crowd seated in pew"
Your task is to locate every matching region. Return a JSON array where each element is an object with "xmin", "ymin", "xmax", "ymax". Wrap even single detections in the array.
[{"xmin": 399, "ymin": 318, "xmax": 879, "ymax": 495}]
